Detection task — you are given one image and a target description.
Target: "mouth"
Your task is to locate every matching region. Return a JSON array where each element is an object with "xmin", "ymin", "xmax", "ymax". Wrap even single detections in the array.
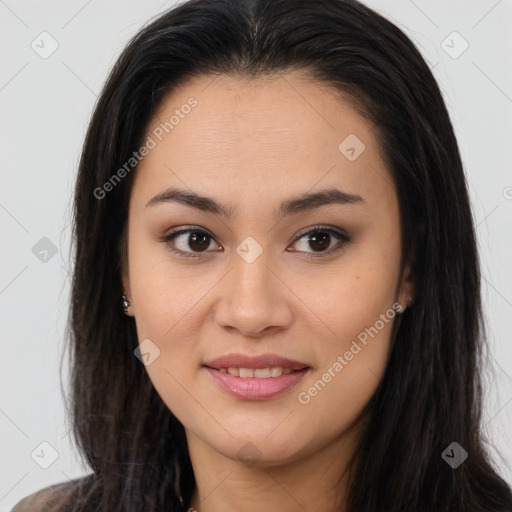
[
  {"xmin": 203, "ymin": 362, "xmax": 311, "ymax": 400},
  {"xmin": 203, "ymin": 365, "xmax": 309, "ymax": 378},
  {"xmin": 203, "ymin": 352, "xmax": 310, "ymax": 372},
  {"xmin": 202, "ymin": 353, "xmax": 311, "ymax": 400}
]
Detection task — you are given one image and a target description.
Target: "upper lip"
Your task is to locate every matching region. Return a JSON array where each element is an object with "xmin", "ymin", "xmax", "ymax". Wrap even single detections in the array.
[{"xmin": 203, "ymin": 353, "xmax": 309, "ymax": 370}]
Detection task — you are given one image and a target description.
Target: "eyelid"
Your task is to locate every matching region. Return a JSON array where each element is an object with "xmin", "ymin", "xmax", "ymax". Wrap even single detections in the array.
[
  {"xmin": 160, "ymin": 224, "xmax": 351, "ymax": 259},
  {"xmin": 288, "ymin": 224, "xmax": 351, "ymax": 259},
  {"xmin": 292, "ymin": 224, "xmax": 348, "ymax": 241},
  {"xmin": 160, "ymin": 225, "xmax": 219, "ymax": 259}
]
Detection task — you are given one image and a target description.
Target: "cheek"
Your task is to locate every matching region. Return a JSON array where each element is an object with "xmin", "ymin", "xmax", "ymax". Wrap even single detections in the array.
[
  {"xmin": 293, "ymin": 309, "xmax": 396, "ymax": 445},
  {"xmin": 128, "ymin": 266, "xmax": 205, "ymax": 428},
  {"xmin": 128, "ymin": 225, "xmax": 198, "ymax": 330},
  {"xmin": 127, "ymin": 232, "xmax": 206, "ymax": 408},
  {"xmin": 294, "ymin": 259, "xmax": 399, "ymax": 347},
  {"xmin": 290, "ymin": 250, "xmax": 400, "ymax": 426}
]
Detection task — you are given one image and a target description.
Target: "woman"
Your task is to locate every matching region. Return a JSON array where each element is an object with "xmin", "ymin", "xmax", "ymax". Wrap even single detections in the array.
[{"xmin": 13, "ymin": 0, "xmax": 512, "ymax": 510}]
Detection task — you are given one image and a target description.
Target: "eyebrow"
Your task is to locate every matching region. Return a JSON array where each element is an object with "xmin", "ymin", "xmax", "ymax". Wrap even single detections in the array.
[{"xmin": 145, "ymin": 186, "xmax": 364, "ymax": 220}]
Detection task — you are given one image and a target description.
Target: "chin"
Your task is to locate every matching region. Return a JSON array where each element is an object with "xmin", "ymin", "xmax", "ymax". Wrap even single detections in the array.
[{"xmin": 216, "ymin": 432, "xmax": 306, "ymax": 468}]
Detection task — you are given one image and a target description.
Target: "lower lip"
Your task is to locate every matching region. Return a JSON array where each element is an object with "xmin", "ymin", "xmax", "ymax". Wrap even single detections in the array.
[{"xmin": 204, "ymin": 367, "xmax": 310, "ymax": 400}]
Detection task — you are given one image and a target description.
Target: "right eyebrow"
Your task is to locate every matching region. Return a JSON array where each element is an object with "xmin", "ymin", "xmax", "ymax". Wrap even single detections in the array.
[{"xmin": 145, "ymin": 186, "xmax": 365, "ymax": 221}]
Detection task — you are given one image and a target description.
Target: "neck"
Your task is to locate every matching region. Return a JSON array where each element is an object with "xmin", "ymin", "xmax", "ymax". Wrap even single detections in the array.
[{"xmin": 185, "ymin": 420, "xmax": 363, "ymax": 512}]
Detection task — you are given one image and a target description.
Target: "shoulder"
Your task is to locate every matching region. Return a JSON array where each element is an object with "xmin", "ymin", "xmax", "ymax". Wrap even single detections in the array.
[{"xmin": 11, "ymin": 475, "xmax": 95, "ymax": 512}]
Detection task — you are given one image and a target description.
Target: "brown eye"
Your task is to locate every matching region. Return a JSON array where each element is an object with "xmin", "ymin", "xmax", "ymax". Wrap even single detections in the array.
[
  {"xmin": 185, "ymin": 231, "xmax": 211, "ymax": 252},
  {"xmin": 163, "ymin": 228, "xmax": 219, "ymax": 258},
  {"xmin": 289, "ymin": 226, "xmax": 351, "ymax": 258},
  {"xmin": 306, "ymin": 231, "xmax": 331, "ymax": 252},
  {"xmin": 161, "ymin": 225, "xmax": 351, "ymax": 260}
]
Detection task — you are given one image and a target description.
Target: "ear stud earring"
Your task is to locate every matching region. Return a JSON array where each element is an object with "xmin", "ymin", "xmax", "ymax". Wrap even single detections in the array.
[{"xmin": 121, "ymin": 294, "xmax": 130, "ymax": 315}]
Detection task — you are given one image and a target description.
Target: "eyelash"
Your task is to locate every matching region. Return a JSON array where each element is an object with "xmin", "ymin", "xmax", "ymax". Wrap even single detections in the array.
[{"xmin": 160, "ymin": 224, "xmax": 351, "ymax": 260}]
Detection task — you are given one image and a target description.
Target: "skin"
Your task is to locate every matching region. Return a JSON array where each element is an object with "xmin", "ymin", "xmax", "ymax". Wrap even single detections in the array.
[{"xmin": 121, "ymin": 70, "xmax": 414, "ymax": 512}]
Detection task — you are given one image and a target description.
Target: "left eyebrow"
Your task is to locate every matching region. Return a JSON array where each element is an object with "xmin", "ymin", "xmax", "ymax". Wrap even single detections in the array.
[
  {"xmin": 277, "ymin": 187, "xmax": 364, "ymax": 220},
  {"xmin": 145, "ymin": 186, "xmax": 364, "ymax": 220}
]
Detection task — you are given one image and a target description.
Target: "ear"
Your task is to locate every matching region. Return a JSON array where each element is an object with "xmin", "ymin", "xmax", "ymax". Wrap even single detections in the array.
[
  {"xmin": 119, "ymin": 226, "xmax": 133, "ymax": 315},
  {"xmin": 121, "ymin": 267, "xmax": 130, "ymax": 300},
  {"xmin": 397, "ymin": 259, "xmax": 415, "ymax": 313}
]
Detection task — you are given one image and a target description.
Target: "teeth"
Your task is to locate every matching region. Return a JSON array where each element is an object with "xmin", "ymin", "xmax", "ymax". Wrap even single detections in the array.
[
  {"xmin": 239, "ymin": 368, "xmax": 254, "ymax": 378},
  {"xmin": 219, "ymin": 366, "xmax": 299, "ymax": 378},
  {"xmin": 254, "ymin": 368, "xmax": 271, "ymax": 378}
]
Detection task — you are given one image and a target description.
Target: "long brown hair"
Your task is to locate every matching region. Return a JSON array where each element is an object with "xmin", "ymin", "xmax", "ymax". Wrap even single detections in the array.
[{"xmin": 56, "ymin": 0, "xmax": 512, "ymax": 510}]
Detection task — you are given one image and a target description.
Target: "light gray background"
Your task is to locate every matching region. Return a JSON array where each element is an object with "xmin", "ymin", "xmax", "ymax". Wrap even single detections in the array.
[{"xmin": 1, "ymin": 0, "xmax": 511, "ymax": 509}]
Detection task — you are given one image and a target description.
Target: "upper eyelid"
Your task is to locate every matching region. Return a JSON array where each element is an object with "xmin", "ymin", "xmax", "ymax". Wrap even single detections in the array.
[
  {"xmin": 162, "ymin": 225, "xmax": 349, "ymax": 257},
  {"xmin": 164, "ymin": 224, "xmax": 347, "ymax": 242},
  {"xmin": 294, "ymin": 224, "xmax": 347, "ymax": 239}
]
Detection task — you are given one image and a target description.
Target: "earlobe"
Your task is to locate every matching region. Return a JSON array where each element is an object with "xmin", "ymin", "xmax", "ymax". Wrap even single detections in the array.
[
  {"xmin": 119, "ymin": 225, "xmax": 131, "ymax": 305},
  {"xmin": 121, "ymin": 271, "xmax": 130, "ymax": 299},
  {"xmin": 398, "ymin": 261, "xmax": 415, "ymax": 313},
  {"xmin": 121, "ymin": 288, "xmax": 133, "ymax": 317},
  {"xmin": 121, "ymin": 294, "xmax": 131, "ymax": 315},
  {"xmin": 120, "ymin": 268, "xmax": 133, "ymax": 317}
]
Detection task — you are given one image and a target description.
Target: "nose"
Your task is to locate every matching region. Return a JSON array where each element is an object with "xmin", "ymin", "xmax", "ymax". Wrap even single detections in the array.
[{"xmin": 213, "ymin": 250, "xmax": 293, "ymax": 338}]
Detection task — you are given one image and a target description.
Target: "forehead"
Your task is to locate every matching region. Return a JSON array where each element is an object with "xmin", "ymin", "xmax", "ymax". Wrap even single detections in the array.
[{"xmin": 132, "ymin": 71, "xmax": 396, "ymax": 215}]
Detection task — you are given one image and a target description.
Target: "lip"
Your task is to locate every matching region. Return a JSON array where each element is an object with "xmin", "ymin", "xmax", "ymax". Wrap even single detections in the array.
[
  {"xmin": 203, "ymin": 352, "xmax": 309, "ymax": 371},
  {"xmin": 204, "ymin": 366, "xmax": 310, "ymax": 400}
]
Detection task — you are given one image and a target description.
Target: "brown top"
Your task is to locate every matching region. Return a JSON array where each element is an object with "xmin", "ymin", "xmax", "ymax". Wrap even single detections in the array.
[{"xmin": 11, "ymin": 476, "xmax": 94, "ymax": 512}]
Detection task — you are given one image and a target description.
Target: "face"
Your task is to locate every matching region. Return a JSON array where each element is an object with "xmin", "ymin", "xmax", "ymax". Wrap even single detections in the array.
[{"xmin": 121, "ymin": 70, "xmax": 413, "ymax": 467}]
